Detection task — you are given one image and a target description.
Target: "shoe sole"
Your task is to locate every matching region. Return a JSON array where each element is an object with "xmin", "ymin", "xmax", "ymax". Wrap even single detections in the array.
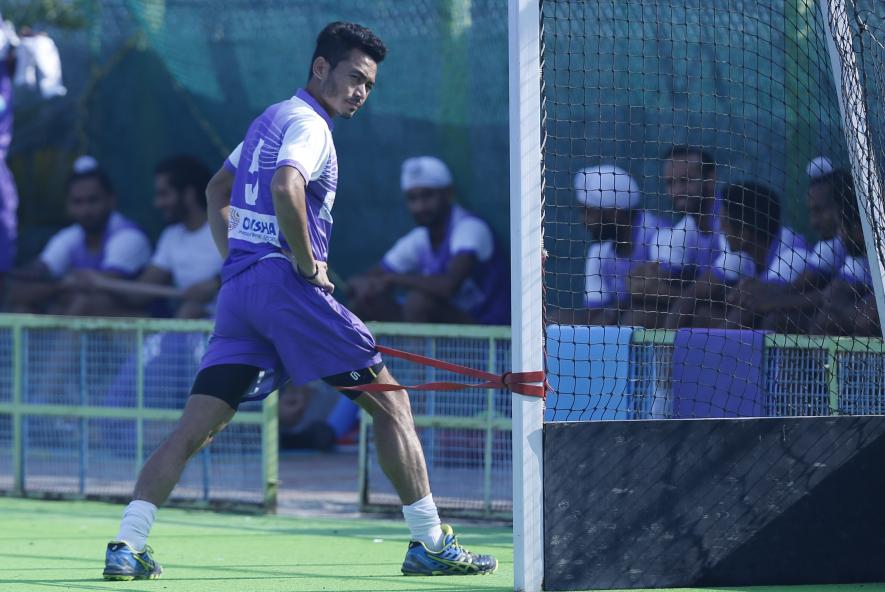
[
  {"xmin": 103, "ymin": 571, "xmax": 162, "ymax": 580},
  {"xmin": 402, "ymin": 563, "xmax": 498, "ymax": 576}
]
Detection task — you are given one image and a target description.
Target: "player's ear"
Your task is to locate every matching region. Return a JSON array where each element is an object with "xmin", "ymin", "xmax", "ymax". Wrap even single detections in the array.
[{"xmin": 312, "ymin": 56, "xmax": 330, "ymax": 81}]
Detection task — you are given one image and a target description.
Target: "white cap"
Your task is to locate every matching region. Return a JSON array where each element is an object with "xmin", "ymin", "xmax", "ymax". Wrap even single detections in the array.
[
  {"xmin": 574, "ymin": 164, "xmax": 640, "ymax": 209},
  {"xmin": 806, "ymin": 156, "xmax": 834, "ymax": 179},
  {"xmin": 73, "ymin": 155, "xmax": 99, "ymax": 174},
  {"xmin": 400, "ymin": 156, "xmax": 453, "ymax": 192}
]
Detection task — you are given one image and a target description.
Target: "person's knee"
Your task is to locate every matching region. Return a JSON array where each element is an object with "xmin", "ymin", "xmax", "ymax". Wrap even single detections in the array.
[
  {"xmin": 169, "ymin": 417, "xmax": 229, "ymax": 457},
  {"xmin": 357, "ymin": 389, "xmax": 413, "ymax": 428}
]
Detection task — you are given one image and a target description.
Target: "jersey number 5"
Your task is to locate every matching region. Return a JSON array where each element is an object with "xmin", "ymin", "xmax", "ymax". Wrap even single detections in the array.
[{"xmin": 245, "ymin": 138, "xmax": 265, "ymax": 206}]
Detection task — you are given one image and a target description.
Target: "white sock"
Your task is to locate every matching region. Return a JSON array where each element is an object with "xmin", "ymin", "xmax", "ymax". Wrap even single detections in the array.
[
  {"xmin": 115, "ymin": 500, "xmax": 157, "ymax": 552},
  {"xmin": 402, "ymin": 493, "xmax": 444, "ymax": 551}
]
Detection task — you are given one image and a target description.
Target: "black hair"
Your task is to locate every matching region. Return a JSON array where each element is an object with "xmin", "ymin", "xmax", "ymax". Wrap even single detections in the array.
[
  {"xmin": 309, "ymin": 21, "xmax": 387, "ymax": 79},
  {"xmin": 663, "ymin": 145, "xmax": 716, "ymax": 178},
  {"xmin": 65, "ymin": 168, "xmax": 114, "ymax": 195},
  {"xmin": 154, "ymin": 155, "xmax": 213, "ymax": 210},
  {"xmin": 811, "ymin": 168, "xmax": 858, "ymax": 223},
  {"xmin": 722, "ymin": 182, "xmax": 781, "ymax": 240}
]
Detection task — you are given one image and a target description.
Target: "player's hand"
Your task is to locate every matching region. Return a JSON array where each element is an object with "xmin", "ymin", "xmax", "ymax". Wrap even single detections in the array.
[
  {"xmin": 61, "ymin": 269, "xmax": 101, "ymax": 292},
  {"xmin": 299, "ymin": 261, "xmax": 335, "ymax": 294}
]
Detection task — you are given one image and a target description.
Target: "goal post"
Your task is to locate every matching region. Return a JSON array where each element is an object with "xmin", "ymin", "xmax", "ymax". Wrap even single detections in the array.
[{"xmin": 508, "ymin": 0, "xmax": 544, "ymax": 590}]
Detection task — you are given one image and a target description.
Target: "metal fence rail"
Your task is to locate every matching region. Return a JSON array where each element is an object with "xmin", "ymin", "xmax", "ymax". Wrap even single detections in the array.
[{"xmin": 0, "ymin": 314, "xmax": 277, "ymax": 512}]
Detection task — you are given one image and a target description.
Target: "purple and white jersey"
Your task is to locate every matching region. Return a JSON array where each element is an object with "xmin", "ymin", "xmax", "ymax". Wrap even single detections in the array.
[
  {"xmin": 584, "ymin": 210, "xmax": 664, "ymax": 308},
  {"xmin": 382, "ymin": 204, "xmax": 510, "ymax": 324},
  {"xmin": 711, "ymin": 227, "xmax": 809, "ymax": 285},
  {"xmin": 222, "ymin": 89, "xmax": 337, "ymax": 282},
  {"xmin": 39, "ymin": 211, "xmax": 151, "ymax": 278},
  {"xmin": 803, "ymin": 237, "xmax": 847, "ymax": 276},
  {"xmin": 649, "ymin": 214, "xmax": 723, "ymax": 276}
]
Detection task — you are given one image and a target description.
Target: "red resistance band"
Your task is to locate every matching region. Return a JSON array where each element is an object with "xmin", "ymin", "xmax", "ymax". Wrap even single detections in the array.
[{"xmin": 340, "ymin": 345, "xmax": 547, "ymax": 398}]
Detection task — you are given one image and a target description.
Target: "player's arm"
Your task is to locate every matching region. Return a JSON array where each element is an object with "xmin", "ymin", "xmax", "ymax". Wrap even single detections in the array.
[
  {"xmin": 85, "ymin": 265, "xmax": 177, "ymax": 307},
  {"xmin": 6, "ymin": 261, "xmax": 60, "ymax": 312},
  {"xmin": 384, "ymin": 252, "xmax": 477, "ymax": 300},
  {"xmin": 206, "ymin": 167, "xmax": 235, "ymax": 258},
  {"xmin": 271, "ymin": 166, "xmax": 333, "ymax": 292}
]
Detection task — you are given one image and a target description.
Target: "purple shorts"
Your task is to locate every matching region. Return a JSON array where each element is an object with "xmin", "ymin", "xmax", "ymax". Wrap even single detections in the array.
[{"xmin": 199, "ymin": 257, "xmax": 382, "ymax": 400}]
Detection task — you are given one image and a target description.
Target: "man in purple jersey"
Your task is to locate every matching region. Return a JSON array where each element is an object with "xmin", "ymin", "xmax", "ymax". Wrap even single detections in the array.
[
  {"xmin": 103, "ymin": 22, "xmax": 497, "ymax": 581},
  {"xmin": 349, "ymin": 155, "xmax": 510, "ymax": 325}
]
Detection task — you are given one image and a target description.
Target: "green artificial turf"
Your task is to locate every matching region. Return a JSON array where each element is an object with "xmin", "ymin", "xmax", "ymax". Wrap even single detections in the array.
[{"xmin": 1, "ymin": 497, "xmax": 883, "ymax": 592}]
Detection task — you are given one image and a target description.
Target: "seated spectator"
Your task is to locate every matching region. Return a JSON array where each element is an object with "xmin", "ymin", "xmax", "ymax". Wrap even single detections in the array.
[
  {"xmin": 7, "ymin": 159, "xmax": 151, "ymax": 315},
  {"xmin": 623, "ymin": 146, "xmax": 721, "ymax": 327},
  {"xmin": 77, "ymin": 155, "xmax": 222, "ymax": 318},
  {"xmin": 733, "ymin": 169, "xmax": 853, "ymax": 332},
  {"xmin": 549, "ymin": 164, "xmax": 664, "ymax": 325},
  {"xmin": 348, "ymin": 156, "xmax": 509, "ymax": 324},
  {"xmin": 667, "ymin": 182, "xmax": 807, "ymax": 329},
  {"xmin": 96, "ymin": 157, "xmax": 223, "ymax": 415},
  {"xmin": 811, "ymin": 183, "xmax": 881, "ymax": 336}
]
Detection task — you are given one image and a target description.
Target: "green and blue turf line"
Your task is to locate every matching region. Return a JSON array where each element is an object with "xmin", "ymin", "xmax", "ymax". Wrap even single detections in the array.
[{"xmin": 0, "ymin": 497, "xmax": 882, "ymax": 592}]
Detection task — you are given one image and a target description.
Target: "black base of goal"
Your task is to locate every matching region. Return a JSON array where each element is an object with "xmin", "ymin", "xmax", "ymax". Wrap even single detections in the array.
[{"xmin": 543, "ymin": 416, "xmax": 885, "ymax": 590}]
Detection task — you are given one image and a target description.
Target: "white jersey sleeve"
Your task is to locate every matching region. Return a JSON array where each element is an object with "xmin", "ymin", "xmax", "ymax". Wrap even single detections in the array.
[
  {"xmin": 276, "ymin": 115, "xmax": 332, "ymax": 183},
  {"xmin": 382, "ymin": 228, "xmax": 427, "ymax": 274},
  {"xmin": 102, "ymin": 229, "xmax": 152, "ymax": 276},
  {"xmin": 804, "ymin": 238, "xmax": 846, "ymax": 274},
  {"xmin": 763, "ymin": 244, "xmax": 808, "ymax": 284},
  {"xmin": 224, "ymin": 142, "xmax": 243, "ymax": 172},
  {"xmin": 449, "ymin": 217, "xmax": 494, "ymax": 262},
  {"xmin": 39, "ymin": 226, "xmax": 81, "ymax": 278}
]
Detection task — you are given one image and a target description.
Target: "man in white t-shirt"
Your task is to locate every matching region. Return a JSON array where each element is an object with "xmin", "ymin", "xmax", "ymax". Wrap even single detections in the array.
[
  {"xmin": 348, "ymin": 156, "xmax": 509, "ymax": 324},
  {"xmin": 7, "ymin": 161, "xmax": 151, "ymax": 315},
  {"xmin": 84, "ymin": 155, "xmax": 222, "ymax": 318}
]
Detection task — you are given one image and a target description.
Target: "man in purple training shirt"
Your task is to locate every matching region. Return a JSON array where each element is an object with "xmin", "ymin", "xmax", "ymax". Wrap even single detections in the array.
[
  {"xmin": 349, "ymin": 155, "xmax": 510, "ymax": 325},
  {"xmin": 103, "ymin": 22, "xmax": 497, "ymax": 581}
]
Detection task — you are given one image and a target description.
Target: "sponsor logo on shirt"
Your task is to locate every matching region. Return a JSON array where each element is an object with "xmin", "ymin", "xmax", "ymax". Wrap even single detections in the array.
[{"xmin": 228, "ymin": 206, "xmax": 281, "ymax": 247}]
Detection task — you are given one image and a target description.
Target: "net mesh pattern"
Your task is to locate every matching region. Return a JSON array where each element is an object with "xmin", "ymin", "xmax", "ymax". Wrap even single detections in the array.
[{"xmin": 542, "ymin": 0, "xmax": 885, "ymax": 421}]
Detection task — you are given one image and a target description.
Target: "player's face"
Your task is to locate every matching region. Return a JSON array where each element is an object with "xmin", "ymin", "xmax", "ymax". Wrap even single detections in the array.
[
  {"xmin": 67, "ymin": 177, "xmax": 114, "ymax": 235},
  {"xmin": 316, "ymin": 49, "xmax": 377, "ymax": 119},
  {"xmin": 153, "ymin": 173, "xmax": 186, "ymax": 224},
  {"xmin": 664, "ymin": 156, "xmax": 710, "ymax": 215},
  {"xmin": 807, "ymin": 183, "xmax": 840, "ymax": 240},
  {"xmin": 406, "ymin": 187, "xmax": 451, "ymax": 227}
]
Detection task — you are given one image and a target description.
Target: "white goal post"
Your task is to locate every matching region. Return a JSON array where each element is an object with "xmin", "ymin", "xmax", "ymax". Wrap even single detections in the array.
[{"xmin": 509, "ymin": 0, "xmax": 545, "ymax": 590}]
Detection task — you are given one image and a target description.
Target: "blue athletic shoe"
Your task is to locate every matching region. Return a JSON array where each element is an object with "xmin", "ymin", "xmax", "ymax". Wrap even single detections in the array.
[
  {"xmin": 102, "ymin": 541, "xmax": 163, "ymax": 580},
  {"xmin": 401, "ymin": 524, "xmax": 498, "ymax": 576}
]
